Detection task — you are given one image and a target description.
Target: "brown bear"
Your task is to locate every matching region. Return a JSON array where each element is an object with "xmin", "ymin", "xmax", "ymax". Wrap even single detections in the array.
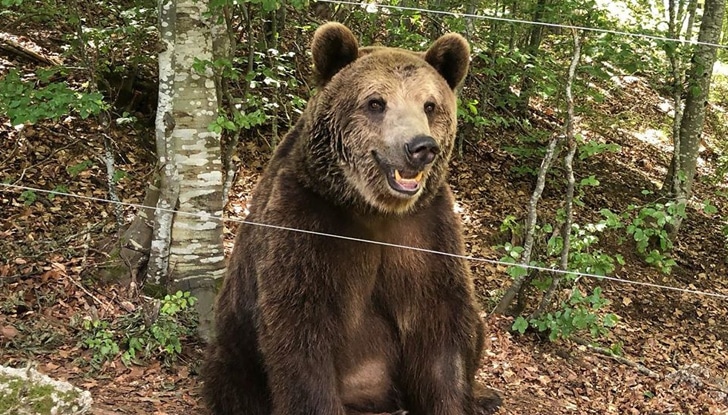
[{"xmin": 201, "ymin": 22, "xmax": 501, "ymax": 415}]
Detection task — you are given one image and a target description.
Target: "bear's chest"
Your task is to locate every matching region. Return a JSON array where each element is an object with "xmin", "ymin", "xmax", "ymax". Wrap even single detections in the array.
[{"xmin": 333, "ymin": 232, "xmax": 437, "ymax": 411}]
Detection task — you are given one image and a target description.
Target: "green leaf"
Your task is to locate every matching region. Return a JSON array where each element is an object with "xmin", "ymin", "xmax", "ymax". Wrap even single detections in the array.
[
  {"xmin": 603, "ymin": 313, "xmax": 618, "ymax": 327},
  {"xmin": 579, "ymin": 176, "xmax": 600, "ymax": 187},
  {"xmin": 20, "ymin": 190, "xmax": 37, "ymax": 205},
  {"xmin": 512, "ymin": 316, "xmax": 529, "ymax": 334},
  {"xmin": 702, "ymin": 200, "xmax": 718, "ymax": 215},
  {"xmin": 112, "ymin": 170, "xmax": 127, "ymax": 184},
  {"xmin": 507, "ymin": 265, "xmax": 528, "ymax": 279},
  {"xmin": 67, "ymin": 160, "xmax": 93, "ymax": 177}
]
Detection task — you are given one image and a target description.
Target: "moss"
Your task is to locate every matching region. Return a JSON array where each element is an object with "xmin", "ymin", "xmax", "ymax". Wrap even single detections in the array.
[
  {"xmin": 0, "ymin": 368, "xmax": 90, "ymax": 415},
  {"xmin": 96, "ymin": 246, "xmax": 131, "ymax": 284}
]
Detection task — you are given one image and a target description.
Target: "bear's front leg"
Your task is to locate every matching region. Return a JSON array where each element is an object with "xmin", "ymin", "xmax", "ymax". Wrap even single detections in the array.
[
  {"xmin": 396, "ymin": 268, "xmax": 485, "ymax": 414},
  {"xmin": 400, "ymin": 339, "xmax": 475, "ymax": 414},
  {"xmin": 255, "ymin": 229, "xmax": 352, "ymax": 415}
]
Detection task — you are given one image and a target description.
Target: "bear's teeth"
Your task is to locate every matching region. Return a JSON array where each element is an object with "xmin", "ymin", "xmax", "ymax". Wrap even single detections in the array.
[{"xmin": 394, "ymin": 170, "xmax": 424, "ymax": 183}]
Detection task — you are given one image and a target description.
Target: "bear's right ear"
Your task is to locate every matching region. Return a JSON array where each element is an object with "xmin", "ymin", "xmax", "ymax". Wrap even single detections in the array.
[
  {"xmin": 424, "ymin": 33, "xmax": 470, "ymax": 90},
  {"xmin": 312, "ymin": 22, "xmax": 359, "ymax": 86}
]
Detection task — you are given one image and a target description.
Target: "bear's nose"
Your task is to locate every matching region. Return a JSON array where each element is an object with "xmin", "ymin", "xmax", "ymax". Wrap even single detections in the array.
[{"xmin": 404, "ymin": 135, "xmax": 440, "ymax": 168}]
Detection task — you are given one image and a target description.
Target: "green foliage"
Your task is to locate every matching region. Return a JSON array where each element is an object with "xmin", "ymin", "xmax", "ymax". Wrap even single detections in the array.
[
  {"xmin": 78, "ymin": 291, "xmax": 198, "ymax": 369},
  {"xmin": 248, "ymin": 49, "xmax": 306, "ymax": 121},
  {"xmin": 598, "ymin": 197, "xmax": 685, "ymax": 274},
  {"xmin": 48, "ymin": 185, "xmax": 69, "ymax": 200},
  {"xmin": 457, "ymin": 99, "xmax": 489, "ymax": 129},
  {"xmin": 513, "ymin": 287, "xmax": 618, "ymax": 341},
  {"xmin": 112, "ymin": 169, "xmax": 127, "ymax": 184},
  {"xmin": 625, "ymin": 200, "xmax": 684, "ymax": 274},
  {"xmin": 0, "ymin": 69, "xmax": 106, "ymax": 125},
  {"xmin": 122, "ymin": 291, "xmax": 197, "ymax": 364},
  {"xmin": 500, "ymin": 242, "xmax": 529, "ymax": 279},
  {"xmin": 499, "ymin": 214, "xmax": 523, "ymax": 235},
  {"xmin": 702, "ymin": 200, "xmax": 718, "ymax": 215},
  {"xmin": 577, "ymin": 139, "xmax": 621, "ymax": 160},
  {"xmin": 209, "ymin": 44, "xmax": 307, "ymax": 136},
  {"xmin": 66, "ymin": 160, "xmax": 94, "ymax": 177},
  {"xmin": 499, "ymin": 167, "xmax": 623, "ymax": 342},
  {"xmin": 81, "ymin": 319, "xmax": 120, "ymax": 367},
  {"xmin": 457, "ymin": 98, "xmax": 516, "ymax": 133},
  {"xmin": 70, "ymin": 2, "xmax": 157, "ymax": 70},
  {"xmin": 19, "ymin": 190, "xmax": 38, "ymax": 206},
  {"xmin": 549, "ymin": 222, "xmax": 623, "ymax": 277},
  {"xmin": 498, "ymin": 213, "xmax": 623, "ymax": 287}
]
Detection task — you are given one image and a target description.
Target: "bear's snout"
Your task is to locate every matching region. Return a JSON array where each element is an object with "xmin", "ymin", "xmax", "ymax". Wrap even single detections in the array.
[{"xmin": 404, "ymin": 135, "xmax": 440, "ymax": 169}]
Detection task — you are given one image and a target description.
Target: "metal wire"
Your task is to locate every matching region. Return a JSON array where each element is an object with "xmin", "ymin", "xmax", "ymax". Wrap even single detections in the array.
[
  {"xmin": 317, "ymin": 0, "xmax": 728, "ymax": 49},
  {"xmin": 2, "ymin": 182, "xmax": 727, "ymax": 300}
]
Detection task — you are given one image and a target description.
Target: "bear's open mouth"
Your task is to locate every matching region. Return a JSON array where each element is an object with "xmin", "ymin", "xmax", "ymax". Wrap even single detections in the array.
[
  {"xmin": 387, "ymin": 168, "xmax": 424, "ymax": 195},
  {"xmin": 372, "ymin": 151, "xmax": 425, "ymax": 196}
]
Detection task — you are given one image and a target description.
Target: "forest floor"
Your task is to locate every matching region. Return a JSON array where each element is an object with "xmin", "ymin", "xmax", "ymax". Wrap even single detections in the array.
[{"xmin": 2, "ymin": 30, "xmax": 728, "ymax": 415}]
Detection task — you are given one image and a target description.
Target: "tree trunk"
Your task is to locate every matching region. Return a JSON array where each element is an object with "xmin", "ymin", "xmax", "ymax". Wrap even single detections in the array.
[
  {"xmin": 664, "ymin": 0, "xmax": 725, "ymax": 228},
  {"xmin": 148, "ymin": 0, "xmax": 179, "ymax": 290},
  {"xmin": 148, "ymin": 0, "xmax": 226, "ymax": 340},
  {"xmin": 665, "ymin": 0, "xmax": 687, "ymax": 202},
  {"xmin": 532, "ymin": 29, "xmax": 581, "ymax": 319},
  {"xmin": 493, "ymin": 135, "xmax": 559, "ymax": 315},
  {"xmin": 97, "ymin": 183, "xmax": 159, "ymax": 287}
]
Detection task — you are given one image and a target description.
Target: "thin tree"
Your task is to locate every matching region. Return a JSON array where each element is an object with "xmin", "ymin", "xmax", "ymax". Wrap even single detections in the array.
[
  {"xmin": 664, "ymin": 0, "xmax": 725, "ymax": 234},
  {"xmin": 532, "ymin": 28, "xmax": 581, "ymax": 318},
  {"xmin": 492, "ymin": 28, "xmax": 582, "ymax": 316}
]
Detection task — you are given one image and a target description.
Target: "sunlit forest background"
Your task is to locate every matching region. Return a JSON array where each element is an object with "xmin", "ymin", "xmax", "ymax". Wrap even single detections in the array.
[{"xmin": 1, "ymin": 0, "xmax": 727, "ymax": 413}]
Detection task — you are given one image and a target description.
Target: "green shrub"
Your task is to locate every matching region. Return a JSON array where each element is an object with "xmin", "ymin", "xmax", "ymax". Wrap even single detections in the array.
[{"xmin": 78, "ymin": 291, "xmax": 198, "ymax": 369}]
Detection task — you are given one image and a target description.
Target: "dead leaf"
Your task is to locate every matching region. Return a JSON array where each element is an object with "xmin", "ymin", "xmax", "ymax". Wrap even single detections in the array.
[
  {"xmin": 120, "ymin": 301, "xmax": 136, "ymax": 312},
  {"xmin": 1, "ymin": 325, "xmax": 19, "ymax": 339}
]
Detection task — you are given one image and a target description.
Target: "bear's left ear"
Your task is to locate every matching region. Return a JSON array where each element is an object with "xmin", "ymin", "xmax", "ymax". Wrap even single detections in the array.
[
  {"xmin": 312, "ymin": 22, "xmax": 360, "ymax": 86},
  {"xmin": 424, "ymin": 33, "xmax": 470, "ymax": 90}
]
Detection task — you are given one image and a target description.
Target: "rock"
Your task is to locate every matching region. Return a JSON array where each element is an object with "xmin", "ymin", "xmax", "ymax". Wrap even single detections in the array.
[{"xmin": 0, "ymin": 364, "xmax": 92, "ymax": 415}]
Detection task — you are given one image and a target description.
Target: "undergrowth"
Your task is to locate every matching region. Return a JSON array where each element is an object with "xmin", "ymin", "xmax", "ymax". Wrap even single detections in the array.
[{"xmin": 76, "ymin": 291, "xmax": 198, "ymax": 369}]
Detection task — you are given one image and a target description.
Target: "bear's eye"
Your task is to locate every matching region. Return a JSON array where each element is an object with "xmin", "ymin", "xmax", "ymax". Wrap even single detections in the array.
[
  {"xmin": 367, "ymin": 99, "xmax": 386, "ymax": 113},
  {"xmin": 424, "ymin": 102, "xmax": 436, "ymax": 115}
]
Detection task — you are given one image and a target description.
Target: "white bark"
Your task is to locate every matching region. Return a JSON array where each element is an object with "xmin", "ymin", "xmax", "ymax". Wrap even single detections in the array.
[
  {"xmin": 150, "ymin": 0, "xmax": 226, "ymax": 339},
  {"xmin": 148, "ymin": 0, "xmax": 179, "ymax": 286},
  {"xmin": 102, "ymin": 133, "xmax": 123, "ymax": 227}
]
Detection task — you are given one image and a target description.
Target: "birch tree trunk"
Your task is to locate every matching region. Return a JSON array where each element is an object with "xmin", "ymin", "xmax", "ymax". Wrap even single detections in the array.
[
  {"xmin": 664, "ymin": 0, "xmax": 725, "ymax": 222},
  {"xmin": 149, "ymin": 0, "xmax": 226, "ymax": 339}
]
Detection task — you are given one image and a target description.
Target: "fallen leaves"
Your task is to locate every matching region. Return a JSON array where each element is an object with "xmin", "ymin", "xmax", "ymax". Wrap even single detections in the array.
[{"xmin": 1, "ymin": 325, "xmax": 19, "ymax": 339}]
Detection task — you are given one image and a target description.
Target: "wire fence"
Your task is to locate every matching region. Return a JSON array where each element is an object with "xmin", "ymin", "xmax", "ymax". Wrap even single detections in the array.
[
  {"xmin": 320, "ymin": 0, "xmax": 728, "ymax": 49},
  {"xmin": 1, "ymin": 3, "xmax": 727, "ymax": 302},
  {"xmin": 2, "ymin": 182, "xmax": 727, "ymax": 301}
]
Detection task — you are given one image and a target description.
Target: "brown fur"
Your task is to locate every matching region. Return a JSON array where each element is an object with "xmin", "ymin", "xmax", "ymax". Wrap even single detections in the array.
[{"xmin": 201, "ymin": 23, "xmax": 501, "ymax": 415}]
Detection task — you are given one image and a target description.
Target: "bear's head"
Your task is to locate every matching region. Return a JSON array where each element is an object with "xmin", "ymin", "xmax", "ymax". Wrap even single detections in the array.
[{"xmin": 302, "ymin": 23, "xmax": 469, "ymax": 215}]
